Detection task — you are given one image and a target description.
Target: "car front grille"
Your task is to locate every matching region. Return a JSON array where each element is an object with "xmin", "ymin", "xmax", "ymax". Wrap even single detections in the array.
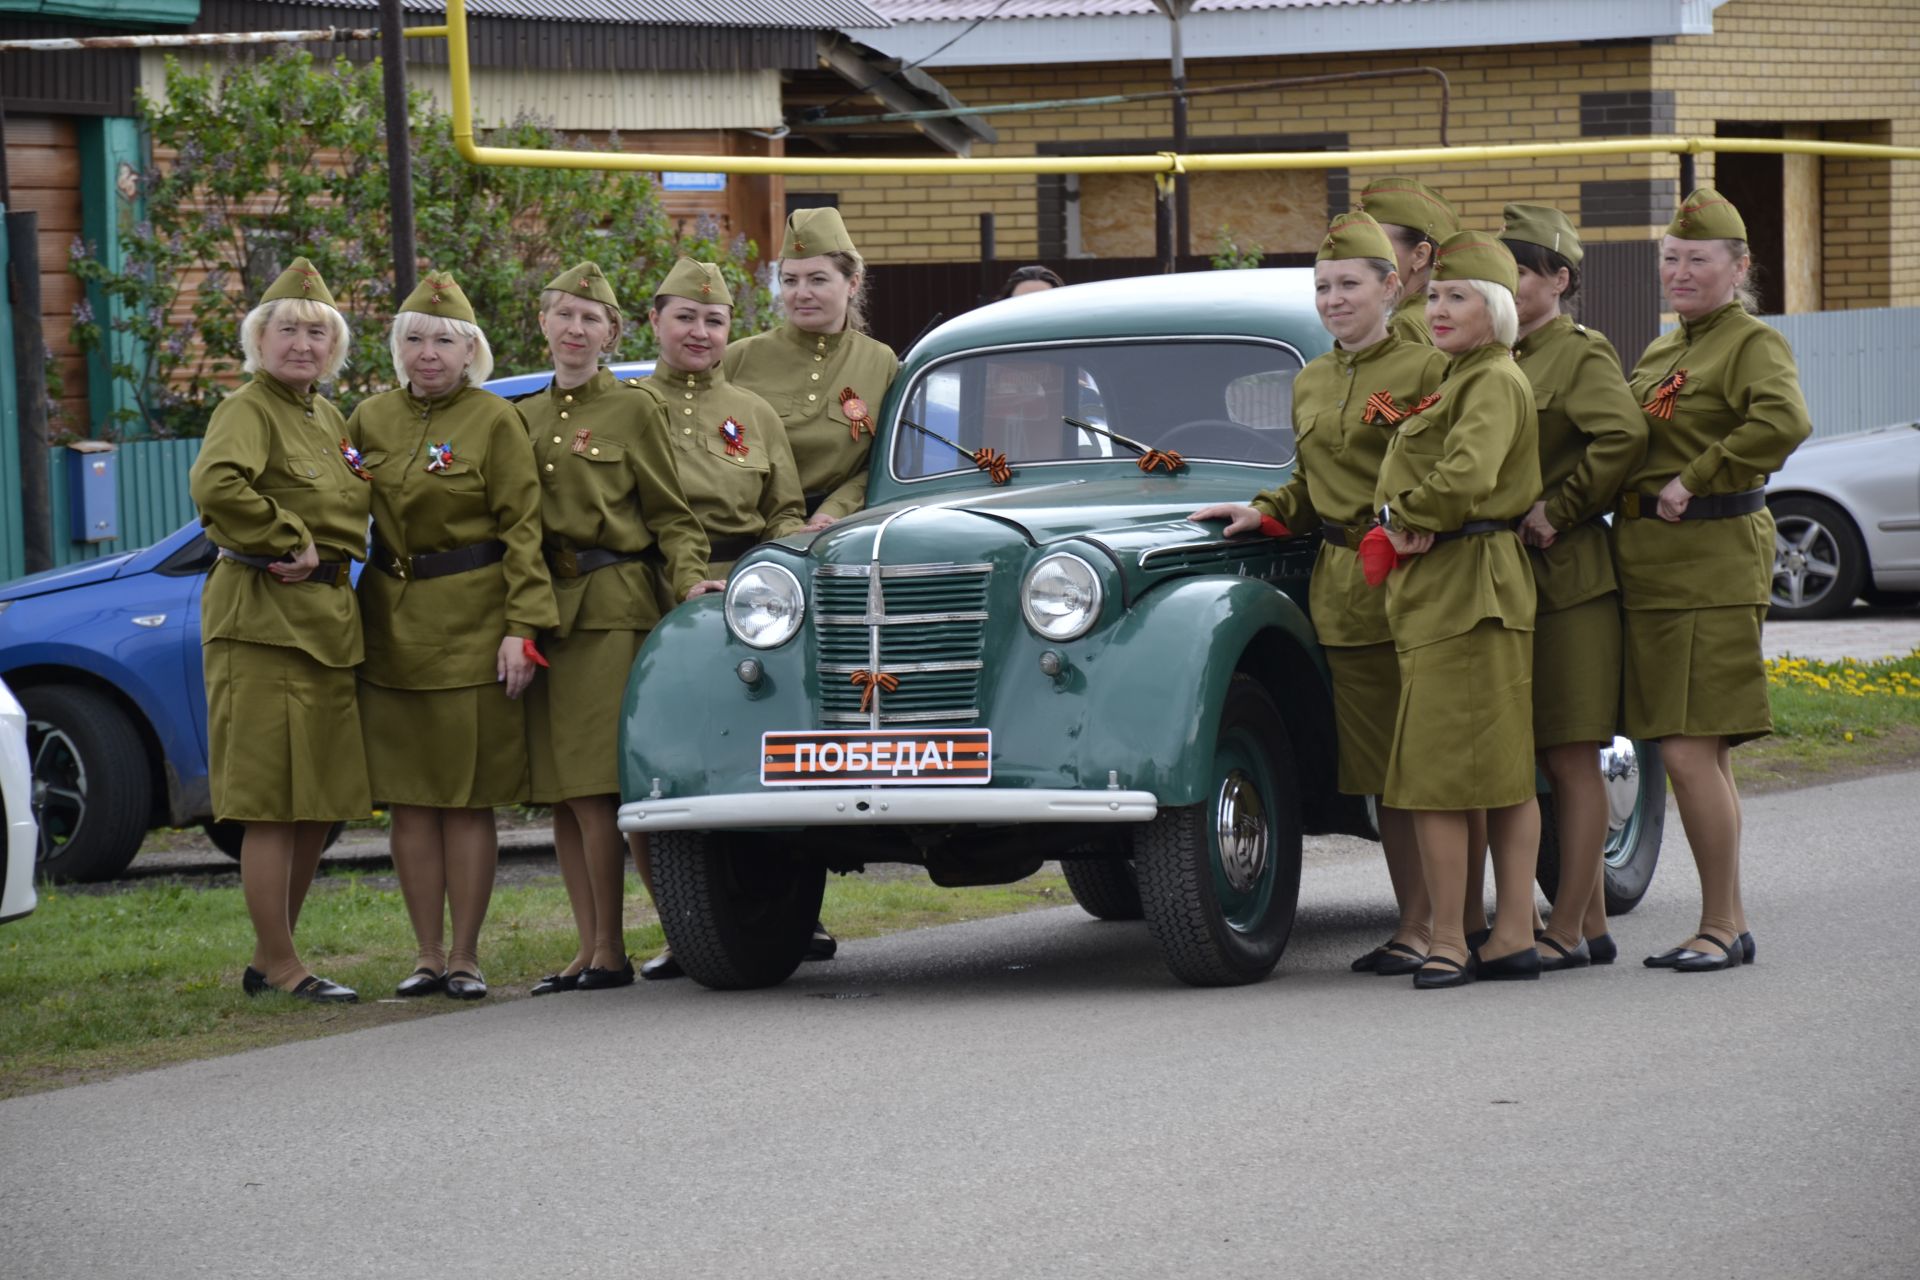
[{"xmin": 813, "ymin": 562, "xmax": 992, "ymax": 726}]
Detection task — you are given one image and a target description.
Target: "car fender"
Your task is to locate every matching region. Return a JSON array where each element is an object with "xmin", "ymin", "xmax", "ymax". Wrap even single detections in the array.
[{"xmin": 1076, "ymin": 574, "xmax": 1326, "ymax": 808}]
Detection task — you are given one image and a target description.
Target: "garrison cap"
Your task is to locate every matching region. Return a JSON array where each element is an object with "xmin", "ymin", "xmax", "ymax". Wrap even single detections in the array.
[
  {"xmin": 1316, "ymin": 210, "xmax": 1397, "ymax": 263},
  {"xmin": 260, "ymin": 257, "xmax": 337, "ymax": 309},
  {"xmin": 397, "ymin": 270, "xmax": 476, "ymax": 324},
  {"xmin": 1499, "ymin": 203, "xmax": 1583, "ymax": 268},
  {"xmin": 1358, "ymin": 176, "xmax": 1460, "ymax": 240},
  {"xmin": 1431, "ymin": 230, "xmax": 1519, "ymax": 294},
  {"xmin": 655, "ymin": 256, "xmax": 731, "ymax": 307},
  {"xmin": 780, "ymin": 206, "xmax": 858, "ymax": 260},
  {"xmin": 545, "ymin": 261, "xmax": 620, "ymax": 311},
  {"xmin": 1667, "ymin": 187, "xmax": 1748, "ymax": 242}
]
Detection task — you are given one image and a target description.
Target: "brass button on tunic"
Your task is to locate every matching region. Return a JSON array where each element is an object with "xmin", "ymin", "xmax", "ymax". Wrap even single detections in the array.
[
  {"xmin": 189, "ymin": 373, "xmax": 372, "ymax": 823},
  {"xmin": 722, "ymin": 321, "xmax": 898, "ymax": 519}
]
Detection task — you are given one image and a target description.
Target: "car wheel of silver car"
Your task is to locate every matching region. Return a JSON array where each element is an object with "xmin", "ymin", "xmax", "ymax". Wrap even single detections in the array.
[
  {"xmin": 1535, "ymin": 737, "xmax": 1666, "ymax": 917},
  {"xmin": 651, "ymin": 829, "xmax": 827, "ymax": 990},
  {"xmin": 1133, "ymin": 675, "xmax": 1302, "ymax": 987},
  {"xmin": 1060, "ymin": 855, "xmax": 1144, "ymax": 921},
  {"xmin": 1769, "ymin": 495, "xmax": 1867, "ymax": 621},
  {"xmin": 21, "ymin": 684, "xmax": 153, "ymax": 884}
]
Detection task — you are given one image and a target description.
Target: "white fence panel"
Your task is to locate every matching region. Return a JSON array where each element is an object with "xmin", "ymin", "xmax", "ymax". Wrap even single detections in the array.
[{"xmin": 1760, "ymin": 307, "xmax": 1920, "ymax": 439}]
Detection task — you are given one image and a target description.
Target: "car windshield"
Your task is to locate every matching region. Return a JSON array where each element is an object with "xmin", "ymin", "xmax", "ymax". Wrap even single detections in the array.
[{"xmin": 891, "ymin": 338, "xmax": 1303, "ymax": 480}]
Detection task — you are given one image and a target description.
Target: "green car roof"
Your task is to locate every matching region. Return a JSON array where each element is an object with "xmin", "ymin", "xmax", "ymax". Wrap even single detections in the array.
[{"xmin": 903, "ymin": 267, "xmax": 1330, "ymax": 370}]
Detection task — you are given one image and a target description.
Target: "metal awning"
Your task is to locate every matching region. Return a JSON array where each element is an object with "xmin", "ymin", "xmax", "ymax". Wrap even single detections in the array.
[
  {"xmin": 281, "ymin": 0, "xmax": 890, "ymax": 30},
  {"xmin": 788, "ymin": 33, "xmax": 995, "ymax": 156}
]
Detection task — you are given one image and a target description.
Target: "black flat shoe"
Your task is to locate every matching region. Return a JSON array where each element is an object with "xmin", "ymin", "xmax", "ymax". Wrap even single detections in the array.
[
  {"xmin": 1465, "ymin": 927, "xmax": 1492, "ymax": 953},
  {"xmin": 805, "ymin": 923, "xmax": 837, "ymax": 962},
  {"xmin": 529, "ymin": 970, "xmax": 580, "ymax": 996},
  {"xmin": 1738, "ymin": 932, "xmax": 1756, "ymax": 965},
  {"xmin": 1372, "ymin": 941, "xmax": 1426, "ymax": 976},
  {"xmin": 444, "ymin": 970, "xmax": 488, "ymax": 1000},
  {"xmin": 1587, "ymin": 933, "xmax": 1618, "ymax": 965},
  {"xmin": 1672, "ymin": 932, "xmax": 1742, "ymax": 973},
  {"xmin": 640, "ymin": 952, "xmax": 685, "ymax": 981},
  {"xmin": 1414, "ymin": 955, "xmax": 1475, "ymax": 990},
  {"xmin": 242, "ymin": 966, "xmax": 271, "ymax": 996},
  {"xmin": 576, "ymin": 958, "xmax": 636, "ymax": 990},
  {"xmin": 1350, "ymin": 943, "xmax": 1390, "ymax": 972},
  {"xmin": 395, "ymin": 967, "xmax": 446, "ymax": 998},
  {"xmin": 1476, "ymin": 946, "xmax": 1543, "ymax": 981},
  {"xmin": 288, "ymin": 974, "xmax": 358, "ymax": 1003},
  {"xmin": 1536, "ymin": 936, "xmax": 1591, "ymax": 972},
  {"xmin": 1644, "ymin": 944, "xmax": 1688, "ymax": 968}
]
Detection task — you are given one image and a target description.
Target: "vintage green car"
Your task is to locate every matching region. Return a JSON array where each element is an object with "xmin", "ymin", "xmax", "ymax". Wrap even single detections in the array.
[{"xmin": 616, "ymin": 269, "xmax": 1666, "ymax": 988}]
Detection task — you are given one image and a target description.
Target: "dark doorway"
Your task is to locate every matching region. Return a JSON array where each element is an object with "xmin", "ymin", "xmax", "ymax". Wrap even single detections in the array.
[{"xmin": 1714, "ymin": 122, "xmax": 1784, "ymax": 315}]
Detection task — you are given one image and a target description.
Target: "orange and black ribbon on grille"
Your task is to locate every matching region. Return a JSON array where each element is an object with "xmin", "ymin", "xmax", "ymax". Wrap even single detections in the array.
[
  {"xmin": 1361, "ymin": 391, "xmax": 1405, "ymax": 425},
  {"xmin": 1644, "ymin": 370, "xmax": 1687, "ymax": 420},
  {"xmin": 898, "ymin": 417, "xmax": 1014, "ymax": 485},
  {"xmin": 850, "ymin": 669, "xmax": 900, "ymax": 713}
]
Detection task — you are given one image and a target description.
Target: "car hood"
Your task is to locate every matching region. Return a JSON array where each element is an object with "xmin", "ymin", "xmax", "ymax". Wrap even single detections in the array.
[
  {"xmin": 1772, "ymin": 423, "xmax": 1920, "ymax": 479},
  {"xmin": 0, "ymin": 551, "xmax": 142, "ymax": 602}
]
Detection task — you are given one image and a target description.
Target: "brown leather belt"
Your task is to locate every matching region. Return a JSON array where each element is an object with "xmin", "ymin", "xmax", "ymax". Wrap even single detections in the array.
[
  {"xmin": 543, "ymin": 543, "xmax": 650, "ymax": 579},
  {"xmin": 707, "ymin": 533, "xmax": 759, "ymax": 563},
  {"xmin": 216, "ymin": 547, "xmax": 353, "ymax": 586},
  {"xmin": 1618, "ymin": 487, "xmax": 1765, "ymax": 520},
  {"xmin": 1432, "ymin": 518, "xmax": 1515, "ymax": 545},
  {"xmin": 370, "ymin": 536, "xmax": 507, "ymax": 582}
]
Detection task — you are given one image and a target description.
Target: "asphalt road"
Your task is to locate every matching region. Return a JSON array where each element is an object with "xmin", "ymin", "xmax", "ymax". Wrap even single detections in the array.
[{"xmin": 5, "ymin": 772, "xmax": 1918, "ymax": 1280}]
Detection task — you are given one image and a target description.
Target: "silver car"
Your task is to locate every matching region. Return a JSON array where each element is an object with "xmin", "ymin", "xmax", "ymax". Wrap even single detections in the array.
[
  {"xmin": 1, "ymin": 676, "xmax": 39, "ymax": 924},
  {"xmin": 1766, "ymin": 423, "xmax": 1920, "ymax": 620}
]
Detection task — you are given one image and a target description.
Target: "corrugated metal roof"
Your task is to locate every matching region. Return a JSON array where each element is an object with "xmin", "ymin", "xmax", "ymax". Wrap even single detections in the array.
[
  {"xmin": 280, "ymin": 0, "xmax": 888, "ymax": 30},
  {"xmin": 870, "ymin": 0, "xmax": 1420, "ymax": 19}
]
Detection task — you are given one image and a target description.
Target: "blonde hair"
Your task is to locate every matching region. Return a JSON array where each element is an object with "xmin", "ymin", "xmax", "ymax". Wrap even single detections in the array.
[
  {"xmin": 539, "ymin": 288, "xmax": 623, "ymax": 356},
  {"xmin": 779, "ymin": 250, "xmax": 869, "ymax": 335},
  {"xmin": 240, "ymin": 297, "xmax": 351, "ymax": 382},
  {"xmin": 1722, "ymin": 238, "xmax": 1761, "ymax": 313},
  {"xmin": 390, "ymin": 310, "xmax": 493, "ymax": 388},
  {"xmin": 1463, "ymin": 278, "xmax": 1520, "ymax": 348}
]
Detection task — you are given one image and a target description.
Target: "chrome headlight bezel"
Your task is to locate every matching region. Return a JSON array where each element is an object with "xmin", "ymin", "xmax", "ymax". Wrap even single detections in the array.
[
  {"xmin": 724, "ymin": 561, "xmax": 805, "ymax": 650},
  {"xmin": 1021, "ymin": 552, "xmax": 1104, "ymax": 642}
]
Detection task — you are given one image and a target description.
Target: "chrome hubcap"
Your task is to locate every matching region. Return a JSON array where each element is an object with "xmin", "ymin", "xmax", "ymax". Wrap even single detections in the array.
[
  {"xmin": 1215, "ymin": 769, "xmax": 1268, "ymax": 892},
  {"xmin": 1772, "ymin": 518, "xmax": 1840, "ymax": 609}
]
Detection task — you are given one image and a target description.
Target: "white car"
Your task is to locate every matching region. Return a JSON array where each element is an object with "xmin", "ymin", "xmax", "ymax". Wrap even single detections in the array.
[
  {"xmin": 1767, "ymin": 422, "xmax": 1920, "ymax": 620},
  {"xmin": 1, "ymin": 676, "xmax": 39, "ymax": 924}
]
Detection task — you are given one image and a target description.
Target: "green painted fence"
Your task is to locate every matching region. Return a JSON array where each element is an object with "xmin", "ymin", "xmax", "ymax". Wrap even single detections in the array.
[{"xmin": 2, "ymin": 437, "xmax": 203, "ymax": 581}]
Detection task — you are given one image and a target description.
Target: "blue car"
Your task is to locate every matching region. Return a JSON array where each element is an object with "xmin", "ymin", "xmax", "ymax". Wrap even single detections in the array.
[{"xmin": 0, "ymin": 362, "xmax": 652, "ymax": 882}]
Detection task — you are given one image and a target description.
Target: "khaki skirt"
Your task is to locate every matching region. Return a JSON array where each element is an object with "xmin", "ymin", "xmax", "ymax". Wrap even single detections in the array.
[
  {"xmin": 360, "ymin": 681, "xmax": 530, "ymax": 809},
  {"xmin": 1533, "ymin": 592, "xmax": 1624, "ymax": 750},
  {"xmin": 1325, "ymin": 641, "xmax": 1400, "ymax": 797},
  {"xmin": 1622, "ymin": 603, "xmax": 1771, "ymax": 745},
  {"xmin": 204, "ymin": 638, "xmax": 370, "ymax": 823},
  {"xmin": 1384, "ymin": 620, "xmax": 1536, "ymax": 812},
  {"xmin": 525, "ymin": 626, "xmax": 647, "ymax": 803}
]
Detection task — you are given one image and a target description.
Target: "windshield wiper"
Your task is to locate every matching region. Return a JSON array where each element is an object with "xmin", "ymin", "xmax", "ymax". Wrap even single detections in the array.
[
  {"xmin": 898, "ymin": 418, "xmax": 1012, "ymax": 485},
  {"xmin": 1062, "ymin": 416, "xmax": 1186, "ymax": 474}
]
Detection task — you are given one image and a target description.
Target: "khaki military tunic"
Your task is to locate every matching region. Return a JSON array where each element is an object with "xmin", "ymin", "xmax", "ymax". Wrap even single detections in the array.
[
  {"xmin": 1374, "ymin": 343, "xmax": 1540, "ymax": 810},
  {"xmin": 722, "ymin": 322, "xmax": 898, "ymax": 519},
  {"xmin": 1251, "ymin": 335, "xmax": 1445, "ymax": 795},
  {"xmin": 189, "ymin": 373, "xmax": 372, "ymax": 822},
  {"xmin": 1514, "ymin": 316, "xmax": 1647, "ymax": 747},
  {"xmin": 522, "ymin": 366, "xmax": 709, "ymax": 802},
  {"xmin": 1614, "ymin": 301, "xmax": 1811, "ymax": 743},
  {"xmin": 649, "ymin": 358, "xmax": 806, "ymax": 578},
  {"xmin": 348, "ymin": 384, "xmax": 558, "ymax": 808},
  {"xmin": 1387, "ymin": 294, "xmax": 1432, "ymax": 347}
]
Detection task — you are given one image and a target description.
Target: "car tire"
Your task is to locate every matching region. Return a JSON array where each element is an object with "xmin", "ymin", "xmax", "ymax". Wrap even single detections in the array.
[
  {"xmin": 1060, "ymin": 856, "xmax": 1144, "ymax": 921},
  {"xmin": 1536, "ymin": 738, "xmax": 1666, "ymax": 917},
  {"xmin": 21, "ymin": 685, "xmax": 153, "ymax": 884},
  {"xmin": 1133, "ymin": 675, "xmax": 1302, "ymax": 987},
  {"xmin": 652, "ymin": 829, "xmax": 826, "ymax": 990},
  {"xmin": 1770, "ymin": 495, "xmax": 1867, "ymax": 620},
  {"xmin": 203, "ymin": 819, "xmax": 348, "ymax": 862}
]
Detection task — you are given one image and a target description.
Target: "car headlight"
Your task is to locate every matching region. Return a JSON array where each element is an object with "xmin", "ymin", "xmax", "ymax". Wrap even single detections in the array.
[
  {"xmin": 724, "ymin": 562, "xmax": 805, "ymax": 649},
  {"xmin": 1021, "ymin": 552, "xmax": 1103, "ymax": 641}
]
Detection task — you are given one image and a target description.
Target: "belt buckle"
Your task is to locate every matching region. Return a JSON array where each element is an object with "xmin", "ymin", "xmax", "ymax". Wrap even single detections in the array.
[
  {"xmin": 388, "ymin": 553, "xmax": 409, "ymax": 580},
  {"xmin": 1620, "ymin": 492, "xmax": 1642, "ymax": 520},
  {"xmin": 554, "ymin": 548, "xmax": 580, "ymax": 578}
]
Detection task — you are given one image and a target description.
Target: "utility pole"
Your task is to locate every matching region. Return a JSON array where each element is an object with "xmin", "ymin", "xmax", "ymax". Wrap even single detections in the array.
[
  {"xmin": 379, "ymin": 0, "xmax": 417, "ymax": 300},
  {"xmin": 1151, "ymin": 0, "xmax": 1193, "ymax": 272}
]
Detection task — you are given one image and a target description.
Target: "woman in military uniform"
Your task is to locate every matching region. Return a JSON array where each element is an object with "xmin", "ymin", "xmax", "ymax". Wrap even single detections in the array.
[
  {"xmin": 1191, "ymin": 211, "xmax": 1447, "ymax": 977},
  {"xmin": 189, "ymin": 258, "xmax": 368, "ymax": 1003},
  {"xmin": 629, "ymin": 256, "xmax": 807, "ymax": 981},
  {"xmin": 1501, "ymin": 205, "xmax": 1649, "ymax": 970},
  {"xmin": 722, "ymin": 207, "xmax": 897, "ymax": 961},
  {"xmin": 348, "ymin": 271, "xmax": 557, "ymax": 1001},
  {"xmin": 1359, "ymin": 176, "xmax": 1460, "ymax": 346},
  {"xmin": 521, "ymin": 262, "xmax": 710, "ymax": 994},
  {"xmin": 1372, "ymin": 231, "xmax": 1542, "ymax": 989},
  {"xmin": 1615, "ymin": 189, "xmax": 1811, "ymax": 973}
]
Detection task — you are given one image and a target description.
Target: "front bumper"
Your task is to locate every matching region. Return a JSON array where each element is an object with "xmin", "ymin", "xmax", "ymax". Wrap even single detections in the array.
[{"xmin": 617, "ymin": 787, "xmax": 1160, "ymax": 833}]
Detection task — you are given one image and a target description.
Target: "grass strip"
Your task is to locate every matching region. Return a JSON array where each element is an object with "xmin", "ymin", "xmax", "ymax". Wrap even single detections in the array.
[
  {"xmin": 0, "ymin": 870, "xmax": 1070, "ymax": 1100},
  {"xmin": 1735, "ymin": 649, "xmax": 1920, "ymax": 790}
]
